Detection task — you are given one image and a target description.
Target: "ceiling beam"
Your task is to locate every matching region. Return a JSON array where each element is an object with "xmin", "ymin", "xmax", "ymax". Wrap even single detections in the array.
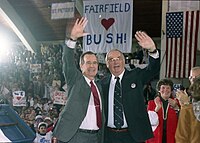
[{"xmin": 0, "ymin": 0, "xmax": 38, "ymax": 53}]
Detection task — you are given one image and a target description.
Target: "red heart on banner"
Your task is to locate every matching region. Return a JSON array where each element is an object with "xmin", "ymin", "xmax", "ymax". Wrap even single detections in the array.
[
  {"xmin": 101, "ymin": 18, "xmax": 115, "ymax": 30},
  {"xmin": 16, "ymin": 97, "xmax": 21, "ymax": 100}
]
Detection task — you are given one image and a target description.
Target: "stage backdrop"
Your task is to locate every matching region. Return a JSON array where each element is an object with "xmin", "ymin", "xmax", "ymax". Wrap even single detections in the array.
[{"xmin": 83, "ymin": 0, "xmax": 133, "ymax": 53}]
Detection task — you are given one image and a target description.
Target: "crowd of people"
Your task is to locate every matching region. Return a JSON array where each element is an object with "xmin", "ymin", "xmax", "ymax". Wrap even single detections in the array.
[
  {"xmin": 0, "ymin": 17, "xmax": 200, "ymax": 143},
  {"xmin": 0, "ymin": 43, "xmax": 65, "ymax": 142}
]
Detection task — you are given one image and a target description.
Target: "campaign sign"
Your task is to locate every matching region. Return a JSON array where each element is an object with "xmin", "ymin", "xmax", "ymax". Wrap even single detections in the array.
[{"xmin": 83, "ymin": 0, "xmax": 133, "ymax": 53}]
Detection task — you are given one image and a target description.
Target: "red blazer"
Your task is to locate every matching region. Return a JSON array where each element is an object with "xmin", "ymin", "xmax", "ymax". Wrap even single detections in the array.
[{"xmin": 146, "ymin": 99, "xmax": 178, "ymax": 143}]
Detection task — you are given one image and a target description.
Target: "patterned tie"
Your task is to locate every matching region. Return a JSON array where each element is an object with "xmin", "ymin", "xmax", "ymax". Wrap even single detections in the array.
[
  {"xmin": 114, "ymin": 77, "xmax": 124, "ymax": 128},
  {"xmin": 90, "ymin": 81, "xmax": 102, "ymax": 128}
]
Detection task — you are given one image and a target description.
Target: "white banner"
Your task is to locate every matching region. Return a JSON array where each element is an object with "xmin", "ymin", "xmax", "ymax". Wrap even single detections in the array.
[
  {"xmin": 83, "ymin": 0, "xmax": 133, "ymax": 53},
  {"xmin": 12, "ymin": 91, "xmax": 26, "ymax": 107},
  {"xmin": 51, "ymin": 2, "xmax": 74, "ymax": 19}
]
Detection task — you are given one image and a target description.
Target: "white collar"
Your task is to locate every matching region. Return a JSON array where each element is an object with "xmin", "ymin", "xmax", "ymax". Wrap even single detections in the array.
[{"xmin": 111, "ymin": 69, "xmax": 125, "ymax": 82}]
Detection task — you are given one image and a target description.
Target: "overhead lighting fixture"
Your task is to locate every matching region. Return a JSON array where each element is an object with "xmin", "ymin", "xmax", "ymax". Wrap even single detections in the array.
[{"xmin": 0, "ymin": 7, "xmax": 34, "ymax": 53}]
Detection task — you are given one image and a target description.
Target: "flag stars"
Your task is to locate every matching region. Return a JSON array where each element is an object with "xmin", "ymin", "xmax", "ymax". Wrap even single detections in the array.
[{"xmin": 166, "ymin": 12, "xmax": 183, "ymax": 38}]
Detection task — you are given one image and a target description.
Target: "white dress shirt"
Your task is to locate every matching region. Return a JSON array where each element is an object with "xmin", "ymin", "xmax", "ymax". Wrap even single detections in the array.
[
  {"xmin": 79, "ymin": 77, "xmax": 102, "ymax": 130},
  {"xmin": 107, "ymin": 70, "xmax": 128, "ymax": 128}
]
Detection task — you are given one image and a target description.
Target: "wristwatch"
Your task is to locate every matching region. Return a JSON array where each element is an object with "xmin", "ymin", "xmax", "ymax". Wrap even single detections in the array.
[
  {"xmin": 149, "ymin": 49, "xmax": 157, "ymax": 54},
  {"xmin": 69, "ymin": 38, "xmax": 77, "ymax": 42},
  {"xmin": 65, "ymin": 36, "xmax": 77, "ymax": 42}
]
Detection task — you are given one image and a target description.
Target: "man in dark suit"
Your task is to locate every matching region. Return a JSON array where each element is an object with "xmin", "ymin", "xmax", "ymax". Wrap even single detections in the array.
[
  {"xmin": 101, "ymin": 31, "xmax": 160, "ymax": 143},
  {"xmin": 53, "ymin": 17, "xmax": 104, "ymax": 143}
]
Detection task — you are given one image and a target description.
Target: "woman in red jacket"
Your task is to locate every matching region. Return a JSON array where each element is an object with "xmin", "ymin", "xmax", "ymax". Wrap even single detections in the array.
[{"xmin": 146, "ymin": 79, "xmax": 180, "ymax": 143}]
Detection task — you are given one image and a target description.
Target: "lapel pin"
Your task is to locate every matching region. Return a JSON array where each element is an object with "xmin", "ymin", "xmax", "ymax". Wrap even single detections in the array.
[{"xmin": 131, "ymin": 83, "xmax": 136, "ymax": 88}]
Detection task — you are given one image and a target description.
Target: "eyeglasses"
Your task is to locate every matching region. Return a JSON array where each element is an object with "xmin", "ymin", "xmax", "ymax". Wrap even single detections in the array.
[
  {"xmin": 85, "ymin": 61, "xmax": 98, "ymax": 65},
  {"xmin": 107, "ymin": 57, "xmax": 123, "ymax": 63}
]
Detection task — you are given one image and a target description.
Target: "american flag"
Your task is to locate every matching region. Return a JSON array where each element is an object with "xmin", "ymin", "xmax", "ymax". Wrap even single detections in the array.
[{"xmin": 165, "ymin": 11, "xmax": 200, "ymax": 78}]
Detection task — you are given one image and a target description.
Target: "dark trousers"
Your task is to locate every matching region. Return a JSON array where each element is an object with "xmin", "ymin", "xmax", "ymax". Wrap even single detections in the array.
[
  {"xmin": 57, "ymin": 129, "xmax": 100, "ymax": 143},
  {"xmin": 104, "ymin": 128, "xmax": 144, "ymax": 143}
]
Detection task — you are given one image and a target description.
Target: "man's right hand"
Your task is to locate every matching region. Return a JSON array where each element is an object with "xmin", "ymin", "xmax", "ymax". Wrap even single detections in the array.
[
  {"xmin": 135, "ymin": 31, "xmax": 156, "ymax": 52},
  {"xmin": 69, "ymin": 17, "xmax": 89, "ymax": 40}
]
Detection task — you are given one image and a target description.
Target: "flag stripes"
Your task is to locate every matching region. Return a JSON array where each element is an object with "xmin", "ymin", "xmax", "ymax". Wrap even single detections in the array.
[{"xmin": 166, "ymin": 10, "xmax": 200, "ymax": 78}]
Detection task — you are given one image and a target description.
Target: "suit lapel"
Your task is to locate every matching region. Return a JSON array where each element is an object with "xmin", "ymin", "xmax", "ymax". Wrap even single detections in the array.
[{"xmin": 102, "ymin": 75, "xmax": 111, "ymax": 123}]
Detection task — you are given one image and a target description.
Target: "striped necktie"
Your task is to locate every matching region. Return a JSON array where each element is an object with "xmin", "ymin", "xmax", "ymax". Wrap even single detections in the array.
[{"xmin": 114, "ymin": 77, "xmax": 124, "ymax": 128}]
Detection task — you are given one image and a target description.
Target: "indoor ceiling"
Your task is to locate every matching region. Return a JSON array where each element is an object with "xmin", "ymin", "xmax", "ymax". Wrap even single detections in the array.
[{"xmin": 0, "ymin": 0, "xmax": 162, "ymax": 52}]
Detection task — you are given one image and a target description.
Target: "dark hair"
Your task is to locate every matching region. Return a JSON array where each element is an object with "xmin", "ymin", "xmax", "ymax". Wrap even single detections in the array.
[
  {"xmin": 156, "ymin": 78, "xmax": 174, "ymax": 91},
  {"xmin": 79, "ymin": 51, "xmax": 98, "ymax": 65}
]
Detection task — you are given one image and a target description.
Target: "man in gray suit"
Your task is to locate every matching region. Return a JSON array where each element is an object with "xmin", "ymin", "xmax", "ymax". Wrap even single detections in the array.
[{"xmin": 53, "ymin": 17, "xmax": 104, "ymax": 143}]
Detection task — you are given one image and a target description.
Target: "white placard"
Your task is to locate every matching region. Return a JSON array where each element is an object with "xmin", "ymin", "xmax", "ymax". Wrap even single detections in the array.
[{"xmin": 51, "ymin": 2, "xmax": 74, "ymax": 19}]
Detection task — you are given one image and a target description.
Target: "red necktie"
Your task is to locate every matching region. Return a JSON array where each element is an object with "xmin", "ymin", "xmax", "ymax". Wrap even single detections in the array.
[{"xmin": 90, "ymin": 81, "xmax": 102, "ymax": 128}]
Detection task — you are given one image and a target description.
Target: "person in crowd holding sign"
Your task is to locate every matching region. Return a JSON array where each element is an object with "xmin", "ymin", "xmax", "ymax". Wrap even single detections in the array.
[
  {"xmin": 52, "ymin": 17, "xmax": 104, "ymax": 143},
  {"xmin": 101, "ymin": 31, "xmax": 160, "ymax": 143}
]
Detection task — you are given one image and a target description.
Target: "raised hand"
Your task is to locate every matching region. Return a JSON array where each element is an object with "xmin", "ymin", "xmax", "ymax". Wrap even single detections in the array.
[
  {"xmin": 135, "ymin": 31, "xmax": 156, "ymax": 52},
  {"xmin": 168, "ymin": 98, "xmax": 179, "ymax": 109},
  {"xmin": 154, "ymin": 96, "xmax": 161, "ymax": 112},
  {"xmin": 176, "ymin": 90, "xmax": 190, "ymax": 106},
  {"xmin": 69, "ymin": 17, "xmax": 89, "ymax": 40}
]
